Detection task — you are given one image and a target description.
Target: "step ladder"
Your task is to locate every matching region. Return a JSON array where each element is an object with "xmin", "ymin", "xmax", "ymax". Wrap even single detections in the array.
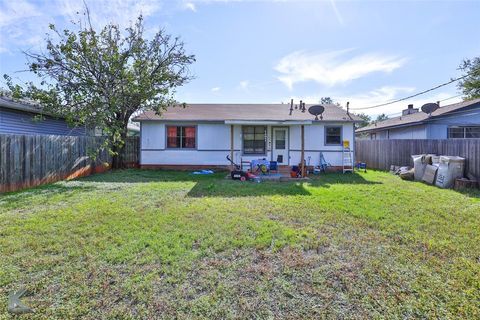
[{"xmin": 342, "ymin": 146, "xmax": 354, "ymax": 173}]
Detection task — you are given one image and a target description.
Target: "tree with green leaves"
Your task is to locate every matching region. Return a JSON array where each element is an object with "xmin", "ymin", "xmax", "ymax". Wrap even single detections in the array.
[
  {"xmin": 354, "ymin": 112, "xmax": 372, "ymax": 128},
  {"xmin": 375, "ymin": 113, "xmax": 389, "ymax": 122},
  {"xmin": 457, "ymin": 56, "xmax": 480, "ymax": 100},
  {"xmin": 4, "ymin": 8, "xmax": 195, "ymax": 168},
  {"xmin": 320, "ymin": 97, "xmax": 334, "ymax": 104}
]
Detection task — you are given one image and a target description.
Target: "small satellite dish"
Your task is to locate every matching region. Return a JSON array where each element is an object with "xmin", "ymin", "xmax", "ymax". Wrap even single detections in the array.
[
  {"xmin": 308, "ymin": 105, "xmax": 325, "ymax": 120},
  {"xmin": 421, "ymin": 103, "xmax": 439, "ymax": 115}
]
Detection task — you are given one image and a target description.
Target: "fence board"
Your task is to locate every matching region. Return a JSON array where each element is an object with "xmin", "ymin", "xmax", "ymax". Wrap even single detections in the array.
[
  {"xmin": 0, "ymin": 134, "xmax": 139, "ymax": 193},
  {"xmin": 355, "ymin": 139, "xmax": 480, "ymax": 178}
]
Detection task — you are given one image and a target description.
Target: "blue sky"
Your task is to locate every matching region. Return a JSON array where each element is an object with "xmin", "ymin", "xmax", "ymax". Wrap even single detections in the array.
[{"xmin": 0, "ymin": 0, "xmax": 479, "ymax": 117}]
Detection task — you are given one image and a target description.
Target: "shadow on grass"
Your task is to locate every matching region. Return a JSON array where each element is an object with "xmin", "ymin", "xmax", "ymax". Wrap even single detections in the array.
[
  {"xmin": 0, "ymin": 183, "xmax": 97, "ymax": 211},
  {"xmin": 187, "ymin": 172, "xmax": 382, "ymax": 198},
  {"xmin": 187, "ymin": 180, "xmax": 312, "ymax": 198},
  {"xmin": 81, "ymin": 169, "xmax": 384, "ymax": 198},
  {"xmin": 1, "ymin": 169, "xmax": 385, "ymax": 203},
  {"xmin": 77, "ymin": 169, "xmax": 311, "ymax": 198},
  {"xmin": 79, "ymin": 168, "xmax": 228, "ymax": 183},
  {"xmin": 453, "ymin": 187, "xmax": 480, "ymax": 199},
  {"xmin": 307, "ymin": 172, "xmax": 383, "ymax": 188}
]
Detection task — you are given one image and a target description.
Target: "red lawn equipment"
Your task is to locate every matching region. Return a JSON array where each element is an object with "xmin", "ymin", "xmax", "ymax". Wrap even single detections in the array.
[
  {"xmin": 226, "ymin": 155, "xmax": 258, "ymax": 181},
  {"xmin": 226, "ymin": 155, "xmax": 247, "ymax": 181}
]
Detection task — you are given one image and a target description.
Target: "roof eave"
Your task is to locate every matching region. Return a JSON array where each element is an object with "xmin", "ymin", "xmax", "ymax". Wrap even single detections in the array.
[
  {"xmin": 0, "ymin": 99, "xmax": 62, "ymax": 119},
  {"xmin": 133, "ymin": 118, "xmax": 360, "ymax": 123},
  {"xmin": 356, "ymin": 120, "xmax": 425, "ymax": 133}
]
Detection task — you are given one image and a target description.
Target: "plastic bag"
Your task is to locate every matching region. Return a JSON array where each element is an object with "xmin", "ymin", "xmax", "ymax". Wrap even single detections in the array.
[
  {"xmin": 412, "ymin": 155, "xmax": 427, "ymax": 181},
  {"xmin": 435, "ymin": 156, "xmax": 465, "ymax": 188}
]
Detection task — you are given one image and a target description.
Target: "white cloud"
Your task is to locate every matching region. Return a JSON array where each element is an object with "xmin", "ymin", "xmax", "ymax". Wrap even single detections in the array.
[
  {"xmin": 238, "ymin": 80, "xmax": 249, "ymax": 90},
  {"xmin": 211, "ymin": 86, "xmax": 220, "ymax": 92},
  {"xmin": 0, "ymin": 0, "xmax": 41, "ymax": 28},
  {"xmin": 329, "ymin": 0, "xmax": 344, "ymax": 26},
  {"xmin": 56, "ymin": 0, "xmax": 162, "ymax": 29},
  {"xmin": 0, "ymin": 0, "xmax": 163, "ymax": 53},
  {"xmin": 275, "ymin": 49, "xmax": 407, "ymax": 89},
  {"xmin": 338, "ymin": 87, "xmax": 462, "ymax": 117},
  {"xmin": 286, "ymin": 86, "xmax": 462, "ymax": 117},
  {"xmin": 183, "ymin": 2, "xmax": 197, "ymax": 12}
]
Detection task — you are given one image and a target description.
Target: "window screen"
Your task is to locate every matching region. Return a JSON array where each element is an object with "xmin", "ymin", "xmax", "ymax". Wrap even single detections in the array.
[
  {"xmin": 448, "ymin": 126, "xmax": 480, "ymax": 139},
  {"xmin": 167, "ymin": 126, "xmax": 196, "ymax": 148},
  {"xmin": 325, "ymin": 126, "xmax": 342, "ymax": 145},
  {"xmin": 243, "ymin": 126, "xmax": 266, "ymax": 154},
  {"xmin": 275, "ymin": 130, "xmax": 286, "ymax": 149}
]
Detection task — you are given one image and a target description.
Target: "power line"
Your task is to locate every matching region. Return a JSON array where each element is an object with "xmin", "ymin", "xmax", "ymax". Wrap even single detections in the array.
[
  {"xmin": 439, "ymin": 94, "xmax": 462, "ymax": 102},
  {"xmin": 383, "ymin": 104, "xmax": 480, "ymax": 121},
  {"xmin": 383, "ymin": 94, "xmax": 463, "ymax": 117},
  {"xmin": 350, "ymin": 73, "xmax": 471, "ymax": 111}
]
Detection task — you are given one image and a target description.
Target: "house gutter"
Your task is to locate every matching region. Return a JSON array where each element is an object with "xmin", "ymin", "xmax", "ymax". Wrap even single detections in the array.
[
  {"xmin": 224, "ymin": 120, "xmax": 313, "ymax": 125},
  {"xmin": 356, "ymin": 120, "xmax": 427, "ymax": 134}
]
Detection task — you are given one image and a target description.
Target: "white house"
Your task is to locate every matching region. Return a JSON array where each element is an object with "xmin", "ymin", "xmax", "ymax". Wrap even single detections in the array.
[{"xmin": 133, "ymin": 103, "xmax": 361, "ymax": 169}]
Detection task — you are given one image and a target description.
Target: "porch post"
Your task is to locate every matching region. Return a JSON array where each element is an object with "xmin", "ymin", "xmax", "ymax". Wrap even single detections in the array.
[
  {"xmin": 230, "ymin": 125, "xmax": 234, "ymax": 170},
  {"xmin": 301, "ymin": 124, "xmax": 305, "ymax": 177}
]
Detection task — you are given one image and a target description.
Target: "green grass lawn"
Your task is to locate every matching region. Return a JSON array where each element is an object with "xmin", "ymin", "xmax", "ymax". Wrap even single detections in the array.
[{"xmin": 0, "ymin": 170, "xmax": 479, "ymax": 319}]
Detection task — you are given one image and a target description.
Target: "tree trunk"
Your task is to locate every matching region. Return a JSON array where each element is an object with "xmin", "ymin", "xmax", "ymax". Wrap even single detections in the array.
[
  {"xmin": 111, "ymin": 148, "xmax": 124, "ymax": 169},
  {"xmin": 111, "ymin": 127, "xmax": 128, "ymax": 169}
]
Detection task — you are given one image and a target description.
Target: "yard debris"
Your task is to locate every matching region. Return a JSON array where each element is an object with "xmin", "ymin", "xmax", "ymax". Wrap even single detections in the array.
[
  {"xmin": 454, "ymin": 177, "xmax": 479, "ymax": 190},
  {"xmin": 402, "ymin": 154, "xmax": 470, "ymax": 189},
  {"xmin": 399, "ymin": 168, "xmax": 414, "ymax": 180},
  {"xmin": 435, "ymin": 156, "xmax": 465, "ymax": 189},
  {"xmin": 390, "ymin": 165, "xmax": 410, "ymax": 176},
  {"xmin": 467, "ymin": 172, "xmax": 477, "ymax": 181},
  {"xmin": 412, "ymin": 155, "xmax": 430, "ymax": 181},
  {"xmin": 8, "ymin": 288, "xmax": 33, "ymax": 315},
  {"xmin": 192, "ymin": 170, "xmax": 214, "ymax": 175},
  {"xmin": 389, "ymin": 165, "xmax": 399, "ymax": 174},
  {"xmin": 421, "ymin": 165, "xmax": 438, "ymax": 185}
]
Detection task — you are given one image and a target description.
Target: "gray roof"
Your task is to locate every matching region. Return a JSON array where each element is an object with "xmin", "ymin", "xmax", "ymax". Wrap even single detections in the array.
[
  {"xmin": 0, "ymin": 96, "xmax": 47, "ymax": 115},
  {"xmin": 134, "ymin": 103, "xmax": 361, "ymax": 122},
  {"xmin": 356, "ymin": 98, "xmax": 480, "ymax": 133}
]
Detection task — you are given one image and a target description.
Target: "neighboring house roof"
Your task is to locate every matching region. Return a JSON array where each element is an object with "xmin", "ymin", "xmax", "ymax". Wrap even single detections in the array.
[
  {"xmin": 134, "ymin": 103, "xmax": 361, "ymax": 123},
  {"xmin": 356, "ymin": 98, "xmax": 480, "ymax": 133},
  {"xmin": 0, "ymin": 96, "xmax": 49, "ymax": 115},
  {"xmin": 127, "ymin": 123, "xmax": 140, "ymax": 132}
]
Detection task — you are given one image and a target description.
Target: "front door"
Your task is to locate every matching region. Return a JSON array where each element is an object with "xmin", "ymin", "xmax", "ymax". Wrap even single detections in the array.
[{"xmin": 272, "ymin": 128, "xmax": 289, "ymax": 165}]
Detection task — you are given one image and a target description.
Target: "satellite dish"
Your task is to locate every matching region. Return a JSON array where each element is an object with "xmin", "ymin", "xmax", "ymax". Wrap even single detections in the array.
[
  {"xmin": 421, "ymin": 103, "xmax": 439, "ymax": 115},
  {"xmin": 308, "ymin": 105, "xmax": 325, "ymax": 120}
]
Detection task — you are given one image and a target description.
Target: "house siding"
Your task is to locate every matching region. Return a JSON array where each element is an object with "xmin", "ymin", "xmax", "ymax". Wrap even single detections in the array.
[
  {"xmin": 388, "ymin": 125, "xmax": 427, "ymax": 139},
  {"xmin": 140, "ymin": 121, "xmax": 354, "ymax": 167},
  {"xmin": 361, "ymin": 108, "xmax": 480, "ymax": 140},
  {"xmin": 425, "ymin": 111, "xmax": 480, "ymax": 139},
  {"xmin": 0, "ymin": 107, "xmax": 86, "ymax": 136}
]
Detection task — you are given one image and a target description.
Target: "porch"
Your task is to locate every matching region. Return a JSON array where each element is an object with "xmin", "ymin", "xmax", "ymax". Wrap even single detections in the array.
[{"xmin": 227, "ymin": 120, "xmax": 310, "ymax": 178}]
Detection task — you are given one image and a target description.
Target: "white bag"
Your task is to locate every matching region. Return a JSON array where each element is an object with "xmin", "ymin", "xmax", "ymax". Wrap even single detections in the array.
[
  {"xmin": 422, "ymin": 165, "xmax": 438, "ymax": 185},
  {"xmin": 412, "ymin": 155, "xmax": 427, "ymax": 181},
  {"xmin": 435, "ymin": 156, "xmax": 465, "ymax": 188}
]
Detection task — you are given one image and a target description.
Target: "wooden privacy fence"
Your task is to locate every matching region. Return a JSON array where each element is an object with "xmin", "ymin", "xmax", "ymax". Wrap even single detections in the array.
[
  {"xmin": 355, "ymin": 139, "xmax": 480, "ymax": 177},
  {"xmin": 0, "ymin": 134, "xmax": 139, "ymax": 193}
]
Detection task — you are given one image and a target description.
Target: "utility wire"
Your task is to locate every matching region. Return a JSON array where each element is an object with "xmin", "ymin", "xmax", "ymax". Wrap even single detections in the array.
[
  {"xmin": 439, "ymin": 94, "xmax": 463, "ymax": 102},
  {"xmin": 350, "ymin": 72, "xmax": 473, "ymax": 111},
  {"xmin": 384, "ymin": 94, "xmax": 464, "ymax": 118}
]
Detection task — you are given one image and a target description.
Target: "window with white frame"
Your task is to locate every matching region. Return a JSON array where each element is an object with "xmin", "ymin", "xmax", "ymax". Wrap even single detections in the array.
[
  {"xmin": 325, "ymin": 126, "xmax": 342, "ymax": 145},
  {"xmin": 447, "ymin": 126, "xmax": 480, "ymax": 139},
  {"xmin": 166, "ymin": 126, "xmax": 196, "ymax": 148},
  {"xmin": 243, "ymin": 126, "xmax": 266, "ymax": 154}
]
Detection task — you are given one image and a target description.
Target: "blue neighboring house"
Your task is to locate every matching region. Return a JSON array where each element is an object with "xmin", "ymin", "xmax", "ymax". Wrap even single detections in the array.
[
  {"xmin": 0, "ymin": 96, "xmax": 86, "ymax": 136},
  {"xmin": 356, "ymin": 98, "xmax": 480, "ymax": 140}
]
